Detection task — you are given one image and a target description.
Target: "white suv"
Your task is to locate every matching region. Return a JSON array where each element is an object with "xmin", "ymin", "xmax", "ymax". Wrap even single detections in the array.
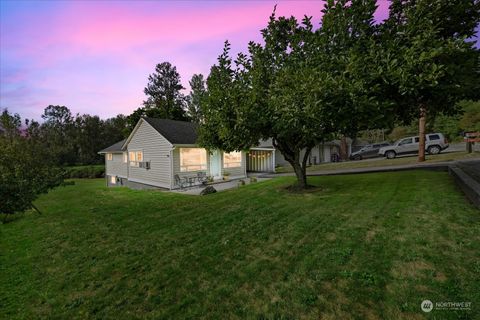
[{"xmin": 378, "ymin": 133, "xmax": 449, "ymax": 159}]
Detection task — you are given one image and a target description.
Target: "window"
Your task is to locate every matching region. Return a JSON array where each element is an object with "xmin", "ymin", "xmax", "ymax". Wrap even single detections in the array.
[
  {"xmin": 223, "ymin": 151, "xmax": 242, "ymax": 168},
  {"xmin": 129, "ymin": 151, "xmax": 143, "ymax": 167},
  {"xmin": 428, "ymin": 134, "xmax": 440, "ymax": 141},
  {"xmin": 110, "ymin": 176, "xmax": 116, "ymax": 184},
  {"xmin": 180, "ymin": 148, "xmax": 207, "ymax": 172},
  {"xmin": 414, "ymin": 137, "xmax": 419, "ymax": 143},
  {"xmin": 123, "ymin": 153, "xmax": 128, "ymax": 163},
  {"xmin": 399, "ymin": 138, "xmax": 413, "ymax": 145},
  {"xmin": 106, "ymin": 153, "xmax": 113, "ymax": 161}
]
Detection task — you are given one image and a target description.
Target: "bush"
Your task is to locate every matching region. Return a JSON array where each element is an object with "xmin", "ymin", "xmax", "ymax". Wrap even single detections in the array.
[{"xmin": 65, "ymin": 166, "xmax": 105, "ymax": 179}]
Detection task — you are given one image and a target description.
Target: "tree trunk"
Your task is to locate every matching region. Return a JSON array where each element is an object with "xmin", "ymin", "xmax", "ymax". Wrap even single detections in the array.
[
  {"xmin": 272, "ymin": 140, "xmax": 311, "ymax": 189},
  {"xmin": 291, "ymin": 161, "xmax": 307, "ymax": 189},
  {"xmin": 418, "ymin": 106, "xmax": 426, "ymax": 162},
  {"xmin": 340, "ymin": 136, "xmax": 348, "ymax": 160}
]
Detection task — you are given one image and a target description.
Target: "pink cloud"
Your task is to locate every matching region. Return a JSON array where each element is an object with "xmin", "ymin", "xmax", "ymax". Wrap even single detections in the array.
[{"xmin": 2, "ymin": 1, "xmax": 396, "ymax": 120}]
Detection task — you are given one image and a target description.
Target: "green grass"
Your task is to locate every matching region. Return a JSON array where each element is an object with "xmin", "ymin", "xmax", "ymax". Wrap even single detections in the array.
[
  {"xmin": 276, "ymin": 151, "xmax": 480, "ymax": 173},
  {"xmin": 1, "ymin": 172, "xmax": 479, "ymax": 319}
]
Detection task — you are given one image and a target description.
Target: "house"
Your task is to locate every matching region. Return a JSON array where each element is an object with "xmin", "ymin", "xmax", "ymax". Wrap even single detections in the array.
[
  {"xmin": 98, "ymin": 117, "xmax": 247, "ymax": 189},
  {"xmin": 99, "ymin": 118, "xmax": 352, "ymax": 189},
  {"xmin": 246, "ymin": 138, "xmax": 351, "ymax": 172}
]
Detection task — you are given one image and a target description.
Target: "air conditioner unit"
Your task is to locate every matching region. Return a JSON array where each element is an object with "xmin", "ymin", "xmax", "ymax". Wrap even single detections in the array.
[{"xmin": 139, "ymin": 161, "xmax": 151, "ymax": 169}]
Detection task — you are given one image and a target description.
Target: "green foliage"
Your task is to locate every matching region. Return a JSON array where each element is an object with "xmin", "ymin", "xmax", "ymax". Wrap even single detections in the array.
[
  {"xmin": 64, "ymin": 165, "xmax": 105, "ymax": 179},
  {"xmin": 458, "ymin": 100, "xmax": 480, "ymax": 132},
  {"xmin": 0, "ymin": 110, "xmax": 64, "ymax": 216},
  {"xmin": 382, "ymin": 0, "xmax": 480, "ymax": 123},
  {"xmin": 201, "ymin": 2, "xmax": 387, "ymax": 188},
  {"xmin": 186, "ymin": 74, "xmax": 206, "ymax": 123}
]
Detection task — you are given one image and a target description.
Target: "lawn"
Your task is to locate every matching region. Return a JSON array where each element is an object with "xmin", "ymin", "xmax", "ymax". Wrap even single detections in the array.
[
  {"xmin": 275, "ymin": 151, "xmax": 480, "ymax": 173},
  {"xmin": 1, "ymin": 171, "xmax": 479, "ymax": 319}
]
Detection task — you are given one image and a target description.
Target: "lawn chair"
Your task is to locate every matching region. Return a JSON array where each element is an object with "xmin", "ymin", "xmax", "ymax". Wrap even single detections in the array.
[
  {"xmin": 197, "ymin": 172, "xmax": 207, "ymax": 184},
  {"xmin": 174, "ymin": 174, "xmax": 187, "ymax": 189}
]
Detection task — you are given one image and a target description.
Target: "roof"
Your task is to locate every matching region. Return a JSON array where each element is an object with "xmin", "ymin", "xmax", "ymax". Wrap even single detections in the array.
[
  {"xmin": 98, "ymin": 139, "xmax": 126, "ymax": 153},
  {"xmin": 143, "ymin": 118, "xmax": 198, "ymax": 145}
]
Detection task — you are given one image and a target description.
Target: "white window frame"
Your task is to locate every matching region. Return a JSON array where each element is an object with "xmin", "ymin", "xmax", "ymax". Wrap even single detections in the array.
[
  {"xmin": 223, "ymin": 151, "xmax": 242, "ymax": 168},
  {"xmin": 123, "ymin": 152, "xmax": 128, "ymax": 163},
  {"xmin": 106, "ymin": 153, "xmax": 113, "ymax": 161},
  {"xmin": 129, "ymin": 150, "xmax": 143, "ymax": 167},
  {"xmin": 179, "ymin": 148, "xmax": 207, "ymax": 172},
  {"xmin": 110, "ymin": 176, "xmax": 116, "ymax": 184}
]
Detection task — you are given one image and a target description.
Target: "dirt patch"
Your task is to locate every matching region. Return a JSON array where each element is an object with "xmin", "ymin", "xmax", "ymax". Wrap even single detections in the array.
[
  {"xmin": 434, "ymin": 272, "xmax": 447, "ymax": 282},
  {"xmin": 325, "ymin": 233, "xmax": 336, "ymax": 241},
  {"xmin": 391, "ymin": 260, "xmax": 434, "ymax": 279}
]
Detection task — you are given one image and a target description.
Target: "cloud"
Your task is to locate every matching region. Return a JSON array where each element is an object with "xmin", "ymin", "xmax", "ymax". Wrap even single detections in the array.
[{"xmin": 1, "ymin": 0, "xmax": 397, "ymax": 120}]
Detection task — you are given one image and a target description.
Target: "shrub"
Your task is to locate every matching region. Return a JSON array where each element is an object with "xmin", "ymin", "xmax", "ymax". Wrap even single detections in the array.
[{"xmin": 65, "ymin": 166, "xmax": 105, "ymax": 179}]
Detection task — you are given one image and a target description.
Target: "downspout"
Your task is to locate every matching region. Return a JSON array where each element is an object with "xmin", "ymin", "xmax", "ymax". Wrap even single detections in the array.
[
  {"xmin": 170, "ymin": 146, "xmax": 175, "ymax": 190},
  {"xmin": 272, "ymin": 148, "xmax": 276, "ymax": 173}
]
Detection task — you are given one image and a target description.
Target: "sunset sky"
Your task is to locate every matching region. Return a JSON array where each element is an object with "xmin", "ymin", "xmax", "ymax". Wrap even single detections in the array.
[{"xmin": 0, "ymin": 0, "xmax": 465, "ymax": 121}]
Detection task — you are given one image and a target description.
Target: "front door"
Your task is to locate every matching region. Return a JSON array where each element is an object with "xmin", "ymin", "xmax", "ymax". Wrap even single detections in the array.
[{"xmin": 209, "ymin": 150, "xmax": 222, "ymax": 179}]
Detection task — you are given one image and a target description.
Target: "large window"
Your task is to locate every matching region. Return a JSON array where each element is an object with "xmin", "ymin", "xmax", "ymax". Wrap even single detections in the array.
[
  {"xmin": 223, "ymin": 151, "xmax": 242, "ymax": 168},
  {"xmin": 129, "ymin": 151, "xmax": 143, "ymax": 167},
  {"xmin": 180, "ymin": 148, "xmax": 207, "ymax": 172},
  {"xmin": 106, "ymin": 153, "xmax": 113, "ymax": 161}
]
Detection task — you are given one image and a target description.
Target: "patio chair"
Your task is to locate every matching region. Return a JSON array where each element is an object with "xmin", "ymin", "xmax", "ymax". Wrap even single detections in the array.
[
  {"xmin": 197, "ymin": 172, "xmax": 207, "ymax": 184},
  {"xmin": 174, "ymin": 174, "xmax": 187, "ymax": 189}
]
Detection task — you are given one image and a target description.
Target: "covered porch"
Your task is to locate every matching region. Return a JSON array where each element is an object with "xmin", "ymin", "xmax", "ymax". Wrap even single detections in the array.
[{"xmin": 247, "ymin": 148, "xmax": 275, "ymax": 173}]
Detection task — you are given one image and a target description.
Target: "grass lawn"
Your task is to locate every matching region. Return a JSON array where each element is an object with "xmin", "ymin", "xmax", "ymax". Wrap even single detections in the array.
[
  {"xmin": 1, "ymin": 171, "xmax": 479, "ymax": 319},
  {"xmin": 275, "ymin": 151, "xmax": 480, "ymax": 173}
]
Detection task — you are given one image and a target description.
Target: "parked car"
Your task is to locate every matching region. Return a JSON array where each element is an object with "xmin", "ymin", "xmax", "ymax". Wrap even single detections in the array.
[
  {"xmin": 378, "ymin": 133, "xmax": 449, "ymax": 159},
  {"xmin": 350, "ymin": 142, "xmax": 391, "ymax": 160}
]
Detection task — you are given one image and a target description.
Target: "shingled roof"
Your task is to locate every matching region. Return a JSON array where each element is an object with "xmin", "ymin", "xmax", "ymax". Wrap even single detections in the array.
[
  {"xmin": 98, "ymin": 139, "xmax": 126, "ymax": 153},
  {"xmin": 143, "ymin": 118, "xmax": 198, "ymax": 145}
]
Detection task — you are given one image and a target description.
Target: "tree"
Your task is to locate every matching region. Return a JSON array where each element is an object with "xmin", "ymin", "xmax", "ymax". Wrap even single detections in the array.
[
  {"xmin": 0, "ymin": 110, "xmax": 64, "ymax": 219},
  {"xmin": 0, "ymin": 109, "xmax": 21, "ymax": 141},
  {"xmin": 142, "ymin": 62, "xmax": 188, "ymax": 121},
  {"xmin": 40, "ymin": 105, "xmax": 77, "ymax": 165},
  {"xmin": 382, "ymin": 0, "xmax": 480, "ymax": 161},
  {"xmin": 74, "ymin": 114, "xmax": 105, "ymax": 164},
  {"xmin": 186, "ymin": 74, "xmax": 206, "ymax": 123},
  {"xmin": 200, "ymin": 2, "xmax": 387, "ymax": 189}
]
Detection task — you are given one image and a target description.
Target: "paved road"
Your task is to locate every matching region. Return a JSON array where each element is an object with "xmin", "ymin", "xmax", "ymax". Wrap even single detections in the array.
[{"xmin": 261, "ymin": 158, "xmax": 480, "ymax": 178}]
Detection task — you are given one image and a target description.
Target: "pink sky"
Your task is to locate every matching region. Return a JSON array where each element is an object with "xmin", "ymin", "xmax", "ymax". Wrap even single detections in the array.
[{"xmin": 1, "ymin": 1, "xmax": 391, "ymax": 120}]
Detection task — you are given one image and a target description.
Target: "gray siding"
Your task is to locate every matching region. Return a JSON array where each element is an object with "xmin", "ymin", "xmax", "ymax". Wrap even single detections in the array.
[
  {"xmin": 105, "ymin": 153, "xmax": 128, "ymax": 177},
  {"xmin": 127, "ymin": 120, "xmax": 173, "ymax": 189}
]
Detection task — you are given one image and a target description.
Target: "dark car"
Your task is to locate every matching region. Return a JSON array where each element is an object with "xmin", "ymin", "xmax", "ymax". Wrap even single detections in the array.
[{"xmin": 350, "ymin": 142, "xmax": 391, "ymax": 160}]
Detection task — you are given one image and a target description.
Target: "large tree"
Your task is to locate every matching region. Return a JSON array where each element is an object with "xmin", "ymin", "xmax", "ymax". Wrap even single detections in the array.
[
  {"xmin": 382, "ymin": 0, "xmax": 480, "ymax": 161},
  {"xmin": 186, "ymin": 74, "xmax": 206, "ymax": 123},
  {"xmin": 200, "ymin": 3, "xmax": 385, "ymax": 188},
  {"xmin": 41, "ymin": 105, "xmax": 77, "ymax": 165},
  {"xmin": 142, "ymin": 62, "xmax": 188, "ymax": 120},
  {"xmin": 0, "ymin": 109, "xmax": 64, "ymax": 219}
]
